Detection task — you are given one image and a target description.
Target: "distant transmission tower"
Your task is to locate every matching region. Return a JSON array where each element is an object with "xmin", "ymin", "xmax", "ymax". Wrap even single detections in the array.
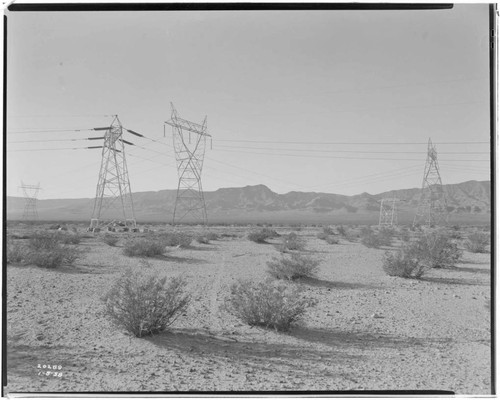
[
  {"xmin": 379, "ymin": 198, "xmax": 398, "ymax": 227},
  {"xmin": 165, "ymin": 103, "xmax": 211, "ymax": 225},
  {"xmin": 413, "ymin": 138, "xmax": 448, "ymax": 227},
  {"xmin": 89, "ymin": 115, "xmax": 136, "ymax": 230},
  {"xmin": 19, "ymin": 182, "xmax": 40, "ymax": 221}
]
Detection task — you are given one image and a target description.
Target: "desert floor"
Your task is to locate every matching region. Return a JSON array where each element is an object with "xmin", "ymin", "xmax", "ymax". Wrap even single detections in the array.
[{"xmin": 5, "ymin": 224, "xmax": 492, "ymax": 394}]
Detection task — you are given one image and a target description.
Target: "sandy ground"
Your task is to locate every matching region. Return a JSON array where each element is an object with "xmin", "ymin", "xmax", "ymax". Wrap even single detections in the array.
[{"xmin": 5, "ymin": 225, "xmax": 491, "ymax": 394}]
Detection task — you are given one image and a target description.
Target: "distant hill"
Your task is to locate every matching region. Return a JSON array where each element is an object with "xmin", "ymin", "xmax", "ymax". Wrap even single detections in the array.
[{"xmin": 6, "ymin": 180, "xmax": 491, "ymax": 225}]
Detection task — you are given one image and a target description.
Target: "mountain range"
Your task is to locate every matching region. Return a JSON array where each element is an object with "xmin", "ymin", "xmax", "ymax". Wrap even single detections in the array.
[{"xmin": 6, "ymin": 180, "xmax": 491, "ymax": 225}]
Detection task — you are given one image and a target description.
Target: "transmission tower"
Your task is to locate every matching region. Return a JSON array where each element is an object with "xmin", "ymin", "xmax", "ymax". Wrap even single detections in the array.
[
  {"xmin": 19, "ymin": 182, "xmax": 40, "ymax": 221},
  {"xmin": 89, "ymin": 115, "xmax": 136, "ymax": 230},
  {"xmin": 379, "ymin": 198, "xmax": 398, "ymax": 227},
  {"xmin": 413, "ymin": 138, "xmax": 448, "ymax": 227},
  {"xmin": 165, "ymin": 103, "xmax": 211, "ymax": 225}
]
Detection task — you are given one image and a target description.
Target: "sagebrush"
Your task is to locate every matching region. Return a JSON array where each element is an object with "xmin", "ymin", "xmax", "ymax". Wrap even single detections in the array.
[
  {"xmin": 103, "ymin": 270, "xmax": 190, "ymax": 338},
  {"xmin": 228, "ymin": 279, "xmax": 317, "ymax": 332},
  {"xmin": 267, "ymin": 253, "xmax": 320, "ymax": 280}
]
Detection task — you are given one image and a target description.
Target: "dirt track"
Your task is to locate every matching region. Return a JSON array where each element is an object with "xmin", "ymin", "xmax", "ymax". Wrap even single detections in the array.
[{"xmin": 6, "ymin": 225, "xmax": 491, "ymax": 394}]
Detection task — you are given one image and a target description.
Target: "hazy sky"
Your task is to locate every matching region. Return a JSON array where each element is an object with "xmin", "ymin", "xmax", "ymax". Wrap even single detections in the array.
[{"xmin": 6, "ymin": 5, "xmax": 491, "ymax": 199}]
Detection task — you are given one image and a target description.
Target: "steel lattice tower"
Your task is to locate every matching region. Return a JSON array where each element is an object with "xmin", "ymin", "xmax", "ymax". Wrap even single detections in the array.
[
  {"xmin": 165, "ymin": 103, "xmax": 211, "ymax": 225},
  {"xmin": 413, "ymin": 138, "xmax": 448, "ymax": 227},
  {"xmin": 90, "ymin": 115, "xmax": 136, "ymax": 229},
  {"xmin": 19, "ymin": 182, "xmax": 40, "ymax": 221},
  {"xmin": 379, "ymin": 198, "xmax": 398, "ymax": 227}
]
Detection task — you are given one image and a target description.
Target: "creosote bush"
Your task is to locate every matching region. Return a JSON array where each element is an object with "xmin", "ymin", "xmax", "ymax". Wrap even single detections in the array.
[
  {"xmin": 195, "ymin": 235, "xmax": 210, "ymax": 244},
  {"xmin": 6, "ymin": 240, "xmax": 26, "ymax": 264},
  {"xmin": 361, "ymin": 228, "xmax": 392, "ymax": 248},
  {"xmin": 102, "ymin": 234, "xmax": 119, "ymax": 247},
  {"xmin": 21, "ymin": 231, "xmax": 79, "ymax": 268},
  {"xmin": 382, "ymin": 229, "xmax": 462, "ymax": 279},
  {"xmin": 464, "ymin": 232, "xmax": 490, "ymax": 253},
  {"xmin": 409, "ymin": 229, "xmax": 462, "ymax": 268},
  {"xmin": 325, "ymin": 235, "xmax": 339, "ymax": 245},
  {"xmin": 267, "ymin": 253, "xmax": 320, "ymax": 280},
  {"xmin": 123, "ymin": 238, "xmax": 166, "ymax": 257},
  {"xmin": 103, "ymin": 269, "xmax": 190, "ymax": 338},
  {"xmin": 248, "ymin": 228, "xmax": 278, "ymax": 244},
  {"xmin": 159, "ymin": 232, "xmax": 192, "ymax": 248},
  {"xmin": 278, "ymin": 232, "xmax": 305, "ymax": 252},
  {"xmin": 382, "ymin": 247, "xmax": 428, "ymax": 279},
  {"xmin": 228, "ymin": 279, "xmax": 317, "ymax": 332}
]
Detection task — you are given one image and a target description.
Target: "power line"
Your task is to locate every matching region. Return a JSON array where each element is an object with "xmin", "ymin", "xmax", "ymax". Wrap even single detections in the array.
[
  {"xmin": 215, "ymin": 139, "xmax": 489, "ymax": 145},
  {"xmin": 211, "ymin": 148, "xmax": 489, "ymax": 162},
  {"xmin": 214, "ymin": 144, "xmax": 489, "ymax": 155}
]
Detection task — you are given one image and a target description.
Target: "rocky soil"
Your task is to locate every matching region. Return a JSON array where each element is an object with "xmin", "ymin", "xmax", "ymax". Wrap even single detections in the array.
[{"xmin": 5, "ymin": 225, "xmax": 492, "ymax": 394}]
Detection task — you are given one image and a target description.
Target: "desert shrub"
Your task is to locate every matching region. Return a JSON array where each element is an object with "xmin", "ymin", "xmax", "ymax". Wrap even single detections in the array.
[
  {"xmin": 279, "ymin": 233, "xmax": 305, "ymax": 251},
  {"xmin": 103, "ymin": 234, "xmax": 119, "ymax": 247},
  {"xmin": 464, "ymin": 232, "xmax": 490, "ymax": 253},
  {"xmin": 57, "ymin": 232, "xmax": 82, "ymax": 245},
  {"xmin": 123, "ymin": 238, "xmax": 166, "ymax": 257},
  {"xmin": 267, "ymin": 253, "xmax": 320, "ymax": 280},
  {"xmin": 159, "ymin": 232, "xmax": 192, "ymax": 248},
  {"xmin": 205, "ymin": 232, "xmax": 219, "ymax": 241},
  {"xmin": 337, "ymin": 225, "xmax": 347, "ymax": 236},
  {"xmin": 316, "ymin": 232, "xmax": 328, "ymax": 240},
  {"xmin": 407, "ymin": 230, "xmax": 462, "ymax": 269},
  {"xmin": 322, "ymin": 226, "xmax": 335, "ymax": 235},
  {"xmin": 377, "ymin": 228, "xmax": 393, "ymax": 246},
  {"xmin": 103, "ymin": 270, "xmax": 190, "ymax": 338},
  {"xmin": 360, "ymin": 226, "xmax": 373, "ymax": 236},
  {"xmin": 227, "ymin": 279, "xmax": 317, "ymax": 332},
  {"xmin": 382, "ymin": 248, "xmax": 428, "ymax": 279},
  {"xmin": 361, "ymin": 231, "xmax": 383, "ymax": 248},
  {"xmin": 195, "ymin": 235, "xmax": 210, "ymax": 244},
  {"xmin": 325, "ymin": 235, "xmax": 339, "ymax": 245},
  {"xmin": 28, "ymin": 231, "xmax": 61, "ymax": 250},
  {"xmin": 248, "ymin": 228, "xmax": 278, "ymax": 244},
  {"xmin": 23, "ymin": 231, "xmax": 79, "ymax": 268},
  {"xmin": 399, "ymin": 229, "xmax": 411, "ymax": 243},
  {"xmin": 6, "ymin": 241, "xmax": 27, "ymax": 264}
]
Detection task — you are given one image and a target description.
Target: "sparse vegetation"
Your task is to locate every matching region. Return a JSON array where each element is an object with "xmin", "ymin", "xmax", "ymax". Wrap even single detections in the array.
[
  {"xmin": 103, "ymin": 270, "xmax": 190, "ymax": 338},
  {"xmin": 267, "ymin": 253, "xmax": 320, "ymax": 280},
  {"xmin": 123, "ymin": 238, "xmax": 166, "ymax": 257},
  {"xmin": 228, "ymin": 279, "xmax": 317, "ymax": 332},
  {"xmin": 195, "ymin": 235, "xmax": 210, "ymax": 244},
  {"xmin": 361, "ymin": 227, "xmax": 392, "ymax": 248},
  {"xmin": 464, "ymin": 232, "xmax": 490, "ymax": 253}
]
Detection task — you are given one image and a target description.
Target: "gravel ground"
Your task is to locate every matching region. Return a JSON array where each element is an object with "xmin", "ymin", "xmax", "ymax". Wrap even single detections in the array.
[{"xmin": 5, "ymin": 225, "xmax": 492, "ymax": 394}]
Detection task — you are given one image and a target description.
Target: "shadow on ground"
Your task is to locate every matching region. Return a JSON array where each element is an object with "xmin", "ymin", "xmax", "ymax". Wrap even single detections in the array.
[
  {"xmin": 146, "ymin": 328, "xmax": 362, "ymax": 373},
  {"xmin": 299, "ymin": 277, "xmax": 380, "ymax": 290}
]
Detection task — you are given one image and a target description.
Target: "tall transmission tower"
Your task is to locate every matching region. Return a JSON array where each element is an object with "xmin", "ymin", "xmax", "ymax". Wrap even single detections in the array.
[
  {"xmin": 413, "ymin": 138, "xmax": 448, "ymax": 227},
  {"xmin": 379, "ymin": 198, "xmax": 398, "ymax": 227},
  {"xmin": 89, "ymin": 115, "xmax": 136, "ymax": 230},
  {"xmin": 165, "ymin": 103, "xmax": 211, "ymax": 225},
  {"xmin": 19, "ymin": 182, "xmax": 40, "ymax": 221}
]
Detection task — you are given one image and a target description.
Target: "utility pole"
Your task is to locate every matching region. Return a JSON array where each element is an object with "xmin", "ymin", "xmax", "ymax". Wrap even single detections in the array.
[
  {"xmin": 379, "ymin": 198, "xmax": 398, "ymax": 227},
  {"xmin": 89, "ymin": 115, "xmax": 136, "ymax": 230},
  {"xmin": 165, "ymin": 103, "xmax": 211, "ymax": 225},
  {"xmin": 413, "ymin": 138, "xmax": 448, "ymax": 227},
  {"xmin": 19, "ymin": 182, "xmax": 40, "ymax": 221}
]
